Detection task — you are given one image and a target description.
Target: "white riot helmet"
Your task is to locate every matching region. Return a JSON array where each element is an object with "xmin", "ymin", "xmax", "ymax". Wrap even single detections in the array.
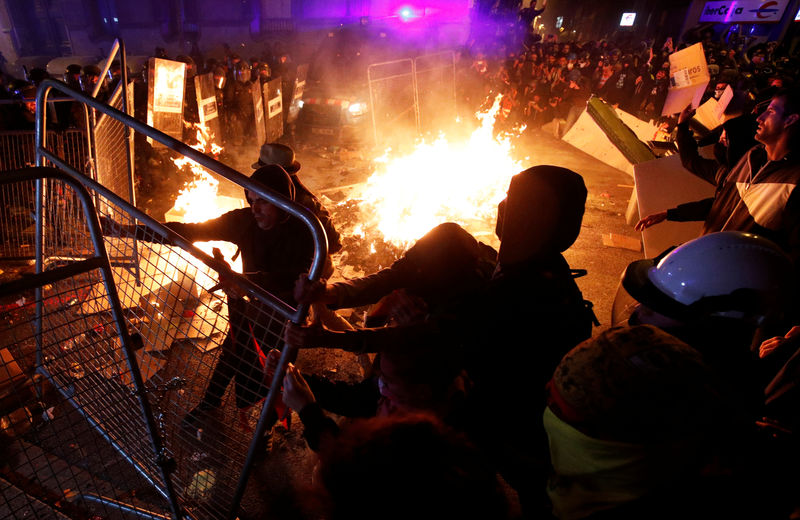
[{"xmin": 620, "ymin": 231, "xmax": 793, "ymax": 325}]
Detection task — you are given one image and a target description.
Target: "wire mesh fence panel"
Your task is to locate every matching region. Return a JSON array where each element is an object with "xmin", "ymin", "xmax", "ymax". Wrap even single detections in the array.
[
  {"xmin": 62, "ymin": 129, "xmax": 92, "ymax": 177},
  {"xmin": 0, "ymin": 173, "xmax": 36, "ymax": 260},
  {"xmin": 41, "ymin": 176, "xmax": 98, "ymax": 263},
  {"xmin": 20, "ymin": 74, "xmax": 324, "ymax": 519},
  {"xmin": 1, "ymin": 176, "xmax": 174, "ymax": 520},
  {"xmin": 90, "ymin": 82, "xmax": 140, "ymax": 291},
  {"xmin": 367, "ymin": 59, "xmax": 418, "ymax": 147},
  {"xmin": 3, "ymin": 170, "xmax": 302, "ymax": 519},
  {"xmin": 1, "ymin": 130, "xmax": 90, "ymax": 260},
  {"xmin": 414, "ymin": 52, "xmax": 456, "ymax": 136},
  {"xmin": 92, "ymin": 194, "xmax": 294, "ymax": 519},
  {"xmin": 0, "ymin": 131, "xmax": 38, "ymax": 171},
  {"xmin": 94, "ymin": 84, "xmax": 134, "ymax": 206},
  {"xmin": 0, "ymin": 132, "xmax": 40, "ymax": 258}
]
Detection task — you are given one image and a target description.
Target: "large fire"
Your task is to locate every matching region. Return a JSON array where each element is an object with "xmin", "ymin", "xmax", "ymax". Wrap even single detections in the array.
[
  {"xmin": 336, "ymin": 95, "xmax": 525, "ymax": 270},
  {"xmin": 169, "ymin": 96, "xmax": 525, "ymax": 281},
  {"xmin": 168, "ymin": 123, "xmax": 243, "ymax": 276}
]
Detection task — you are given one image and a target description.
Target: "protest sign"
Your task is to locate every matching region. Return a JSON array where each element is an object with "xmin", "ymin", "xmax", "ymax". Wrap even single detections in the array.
[{"xmin": 662, "ymin": 43, "xmax": 710, "ymax": 116}]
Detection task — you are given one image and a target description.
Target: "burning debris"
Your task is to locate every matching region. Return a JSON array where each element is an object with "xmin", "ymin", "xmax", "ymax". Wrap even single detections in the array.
[
  {"xmin": 330, "ymin": 95, "xmax": 524, "ymax": 276},
  {"xmin": 144, "ymin": 97, "xmax": 523, "ymax": 302},
  {"xmin": 167, "ymin": 122, "xmax": 244, "ymax": 274}
]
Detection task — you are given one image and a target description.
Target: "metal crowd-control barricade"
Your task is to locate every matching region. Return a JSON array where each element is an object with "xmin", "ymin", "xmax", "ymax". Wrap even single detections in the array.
[
  {"xmin": 367, "ymin": 52, "xmax": 457, "ymax": 147},
  {"xmin": 413, "ymin": 52, "xmax": 456, "ymax": 136},
  {"xmin": 367, "ymin": 58, "xmax": 418, "ymax": 147},
  {"xmin": 0, "ymin": 128, "xmax": 90, "ymax": 260},
  {"xmin": 0, "ymin": 76, "xmax": 327, "ymax": 520},
  {"xmin": 90, "ymin": 38, "xmax": 136, "ymax": 207}
]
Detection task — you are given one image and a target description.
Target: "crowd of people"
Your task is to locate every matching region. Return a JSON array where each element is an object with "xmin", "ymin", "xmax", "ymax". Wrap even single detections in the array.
[
  {"xmin": 0, "ymin": 44, "xmax": 308, "ymax": 217},
  {"xmin": 456, "ymin": 28, "xmax": 798, "ymax": 137},
  {"xmin": 4, "ymin": 12, "xmax": 800, "ymax": 519},
  {"xmin": 0, "ymin": 42, "xmax": 297, "ymax": 133},
  {"xmin": 107, "ymin": 91, "xmax": 799, "ymax": 519}
]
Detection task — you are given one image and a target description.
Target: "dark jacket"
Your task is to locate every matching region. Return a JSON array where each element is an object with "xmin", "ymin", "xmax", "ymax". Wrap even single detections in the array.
[{"xmin": 165, "ymin": 207, "xmax": 314, "ymax": 300}]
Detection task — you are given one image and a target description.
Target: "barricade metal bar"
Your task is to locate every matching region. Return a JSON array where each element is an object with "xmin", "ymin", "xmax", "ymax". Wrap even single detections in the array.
[
  {"xmin": 368, "ymin": 66, "xmax": 378, "ymax": 146},
  {"xmin": 28, "ymin": 77, "xmax": 328, "ymax": 519},
  {"xmin": 35, "ymin": 78, "xmax": 329, "ymax": 272},
  {"xmin": 228, "ymin": 340, "xmax": 297, "ymax": 520},
  {"xmin": 411, "ymin": 60, "xmax": 422, "ymax": 134},
  {"xmin": 0, "ymin": 98, "xmax": 73, "ymax": 105},
  {"xmin": 1, "ymin": 166, "xmax": 183, "ymax": 518},
  {"xmin": 82, "ymin": 494, "xmax": 175, "ymax": 520},
  {"xmin": 0, "ymin": 256, "xmax": 105, "ymax": 295},
  {"xmin": 93, "ymin": 39, "xmax": 121, "ymax": 100}
]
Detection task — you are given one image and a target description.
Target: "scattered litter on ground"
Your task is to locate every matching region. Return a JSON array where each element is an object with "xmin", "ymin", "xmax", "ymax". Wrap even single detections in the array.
[{"xmin": 602, "ymin": 233, "xmax": 641, "ymax": 252}]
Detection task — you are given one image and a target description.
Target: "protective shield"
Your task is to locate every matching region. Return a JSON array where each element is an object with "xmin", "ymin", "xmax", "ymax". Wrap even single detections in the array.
[
  {"xmin": 286, "ymin": 64, "xmax": 308, "ymax": 124},
  {"xmin": 195, "ymin": 72, "xmax": 222, "ymax": 144},
  {"xmin": 263, "ymin": 77, "xmax": 284, "ymax": 143},
  {"xmin": 146, "ymin": 57, "xmax": 186, "ymax": 147},
  {"xmin": 251, "ymin": 80, "xmax": 267, "ymax": 146}
]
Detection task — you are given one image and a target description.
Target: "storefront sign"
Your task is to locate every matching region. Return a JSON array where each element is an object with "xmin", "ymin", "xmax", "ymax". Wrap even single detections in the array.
[{"xmin": 699, "ymin": 0, "xmax": 788, "ymax": 23}]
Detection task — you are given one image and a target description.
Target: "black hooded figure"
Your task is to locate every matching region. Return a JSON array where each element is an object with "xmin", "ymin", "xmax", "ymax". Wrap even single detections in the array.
[{"xmin": 468, "ymin": 165, "xmax": 597, "ymax": 517}]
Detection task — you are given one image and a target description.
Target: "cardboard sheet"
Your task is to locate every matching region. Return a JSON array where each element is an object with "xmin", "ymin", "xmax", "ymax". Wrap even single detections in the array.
[
  {"xmin": 634, "ymin": 154, "xmax": 716, "ymax": 257},
  {"xmin": 662, "ymin": 44, "xmax": 710, "ymax": 116}
]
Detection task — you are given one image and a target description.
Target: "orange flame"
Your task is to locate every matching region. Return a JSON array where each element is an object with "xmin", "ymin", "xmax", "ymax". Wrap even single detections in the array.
[
  {"xmin": 348, "ymin": 95, "xmax": 525, "ymax": 252},
  {"xmin": 168, "ymin": 123, "xmax": 243, "ymax": 274}
]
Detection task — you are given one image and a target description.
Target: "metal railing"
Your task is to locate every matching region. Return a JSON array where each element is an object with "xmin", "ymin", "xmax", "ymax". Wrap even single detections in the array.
[
  {"xmin": 1, "ymin": 166, "xmax": 180, "ymax": 519},
  {"xmin": 0, "ymin": 128, "xmax": 90, "ymax": 260},
  {"xmin": 414, "ymin": 51, "xmax": 456, "ymax": 136},
  {"xmin": 1, "ymin": 69, "xmax": 327, "ymax": 519},
  {"xmin": 367, "ymin": 51, "xmax": 457, "ymax": 146},
  {"xmin": 367, "ymin": 58, "xmax": 418, "ymax": 147}
]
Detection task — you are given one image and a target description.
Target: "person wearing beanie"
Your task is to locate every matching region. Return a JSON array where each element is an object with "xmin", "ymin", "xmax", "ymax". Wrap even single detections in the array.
[
  {"xmin": 172, "ymin": 165, "xmax": 314, "ymax": 421},
  {"xmin": 544, "ymin": 323, "xmax": 795, "ymax": 519},
  {"xmin": 545, "ymin": 325, "xmax": 730, "ymax": 519}
]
